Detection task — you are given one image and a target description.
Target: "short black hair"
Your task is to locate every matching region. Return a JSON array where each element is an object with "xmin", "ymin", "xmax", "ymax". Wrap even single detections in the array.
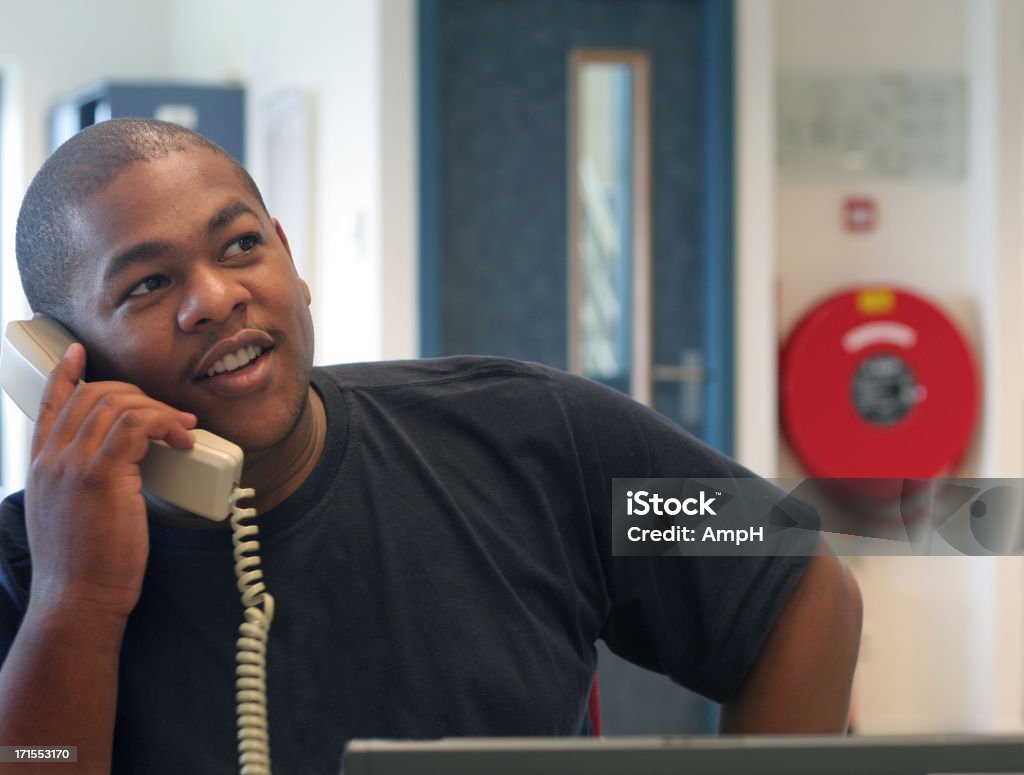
[{"xmin": 15, "ymin": 117, "xmax": 266, "ymax": 322}]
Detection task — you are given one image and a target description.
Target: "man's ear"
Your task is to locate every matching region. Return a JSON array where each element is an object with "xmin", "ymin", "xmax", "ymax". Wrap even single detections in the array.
[{"xmin": 274, "ymin": 218, "xmax": 312, "ymax": 306}]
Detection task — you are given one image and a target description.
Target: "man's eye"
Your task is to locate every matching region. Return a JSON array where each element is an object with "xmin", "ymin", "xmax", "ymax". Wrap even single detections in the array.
[
  {"xmin": 224, "ymin": 234, "xmax": 260, "ymax": 257},
  {"xmin": 127, "ymin": 276, "xmax": 168, "ymax": 297}
]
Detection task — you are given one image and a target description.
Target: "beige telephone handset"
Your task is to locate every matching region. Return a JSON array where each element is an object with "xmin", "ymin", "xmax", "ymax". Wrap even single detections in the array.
[
  {"xmin": 0, "ymin": 316, "xmax": 275, "ymax": 774},
  {"xmin": 0, "ymin": 316, "xmax": 243, "ymax": 521}
]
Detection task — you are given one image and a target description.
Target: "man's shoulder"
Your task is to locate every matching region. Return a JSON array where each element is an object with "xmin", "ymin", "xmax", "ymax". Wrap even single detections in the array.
[
  {"xmin": 0, "ymin": 491, "xmax": 29, "ymax": 621},
  {"xmin": 311, "ymin": 357, "xmax": 669, "ymax": 425},
  {"xmin": 314, "ymin": 356, "xmax": 564, "ymax": 392},
  {"xmin": 0, "ymin": 491, "xmax": 28, "ymax": 550}
]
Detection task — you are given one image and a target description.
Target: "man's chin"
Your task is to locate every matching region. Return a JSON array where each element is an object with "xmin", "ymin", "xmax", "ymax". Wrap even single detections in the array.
[{"xmin": 197, "ymin": 388, "xmax": 311, "ymax": 456}]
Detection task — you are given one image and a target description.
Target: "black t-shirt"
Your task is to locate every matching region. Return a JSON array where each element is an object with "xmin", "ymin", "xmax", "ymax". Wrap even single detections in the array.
[{"xmin": 0, "ymin": 358, "xmax": 816, "ymax": 774}]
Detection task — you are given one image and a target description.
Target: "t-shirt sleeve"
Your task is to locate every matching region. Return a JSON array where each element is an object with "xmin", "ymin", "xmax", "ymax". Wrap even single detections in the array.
[{"xmin": 554, "ymin": 370, "xmax": 819, "ymax": 703}]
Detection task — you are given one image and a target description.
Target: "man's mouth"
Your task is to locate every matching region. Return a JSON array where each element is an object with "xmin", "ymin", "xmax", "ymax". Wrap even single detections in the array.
[
  {"xmin": 192, "ymin": 329, "xmax": 277, "ymax": 385},
  {"xmin": 203, "ymin": 345, "xmax": 265, "ymax": 378}
]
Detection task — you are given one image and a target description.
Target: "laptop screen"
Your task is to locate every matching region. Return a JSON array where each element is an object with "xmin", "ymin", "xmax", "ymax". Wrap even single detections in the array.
[{"xmin": 341, "ymin": 734, "xmax": 1024, "ymax": 775}]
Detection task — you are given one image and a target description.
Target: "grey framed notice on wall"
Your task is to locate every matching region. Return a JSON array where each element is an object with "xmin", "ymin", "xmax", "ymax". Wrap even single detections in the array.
[{"xmin": 777, "ymin": 71, "xmax": 966, "ymax": 180}]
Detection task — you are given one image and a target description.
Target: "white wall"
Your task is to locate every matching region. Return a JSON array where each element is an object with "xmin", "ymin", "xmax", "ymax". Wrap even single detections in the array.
[
  {"xmin": 734, "ymin": 0, "xmax": 778, "ymax": 476},
  {"xmin": 379, "ymin": 0, "xmax": 419, "ymax": 361},
  {"xmin": 758, "ymin": 0, "xmax": 1024, "ymax": 734}
]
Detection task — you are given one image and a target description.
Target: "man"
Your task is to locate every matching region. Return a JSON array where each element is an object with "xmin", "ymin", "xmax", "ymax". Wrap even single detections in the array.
[{"xmin": 0, "ymin": 119, "xmax": 861, "ymax": 773}]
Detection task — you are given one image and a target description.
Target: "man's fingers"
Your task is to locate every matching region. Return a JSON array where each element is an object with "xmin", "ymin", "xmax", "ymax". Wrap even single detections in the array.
[
  {"xmin": 95, "ymin": 410, "xmax": 196, "ymax": 465},
  {"xmin": 161, "ymin": 421, "xmax": 198, "ymax": 450},
  {"xmin": 40, "ymin": 380, "xmax": 195, "ymax": 451},
  {"xmin": 54, "ymin": 392, "xmax": 197, "ymax": 460},
  {"xmin": 31, "ymin": 343, "xmax": 86, "ymax": 457}
]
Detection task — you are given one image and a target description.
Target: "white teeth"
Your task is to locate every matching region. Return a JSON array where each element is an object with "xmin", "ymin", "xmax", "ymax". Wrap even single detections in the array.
[{"xmin": 206, "ymin": 345, "xmax": 263, "ymax": 378}]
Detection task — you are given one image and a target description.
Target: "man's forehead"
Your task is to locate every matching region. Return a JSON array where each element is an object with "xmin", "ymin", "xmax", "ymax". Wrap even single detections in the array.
[
  {"xmin": 75, "ymin": 148, "xmax": 258, "ymax": 231},
  {"xmin": 100, "ymin": 146, "xmax": 245, "ymax": 197}
]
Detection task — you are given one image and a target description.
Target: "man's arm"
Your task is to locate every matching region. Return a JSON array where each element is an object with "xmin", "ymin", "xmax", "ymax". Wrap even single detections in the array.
[
  {"xmin": 719, "ymin": 541, "xmax": 862, "ymax": 733},
  {"xmin": 0, "ymin": 344, "xmax": 197, "ymax": 772},
  {"xmin": 0, "ymin": 599, "xmax": 128, "ymax": 773}
]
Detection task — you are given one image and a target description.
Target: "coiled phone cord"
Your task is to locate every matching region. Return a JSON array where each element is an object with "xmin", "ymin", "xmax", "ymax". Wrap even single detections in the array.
[{"xmin": 230, "ymin": 487, "xmax": 275, "ymax": 775}]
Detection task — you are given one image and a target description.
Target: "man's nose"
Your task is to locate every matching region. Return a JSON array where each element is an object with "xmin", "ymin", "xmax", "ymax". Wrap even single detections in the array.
[{"xmin": 177, "ymin": 265, "xmax": 251, "ymax": 331}]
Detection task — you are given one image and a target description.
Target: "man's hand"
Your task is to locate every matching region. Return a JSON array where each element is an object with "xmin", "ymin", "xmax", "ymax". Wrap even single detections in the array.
[
  {"xmin": 25, "ymin": 343, "xmax": 197, "ymax": 618},
  {"xmin": 719, "ymin": 541, "xmax": 863, "ymax": 733}
]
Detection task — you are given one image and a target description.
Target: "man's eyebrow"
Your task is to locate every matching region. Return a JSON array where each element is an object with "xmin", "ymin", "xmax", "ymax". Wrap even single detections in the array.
[
  {"xmin": 208, "ymin": 201, "xmax": 261, "ymax": 236},
  {"xmin": 101, "ymin": 202, "xmax": 262, "ymax": 286},
  {"xmin": 102, "ymin": 241, "xmax": 175, "ymax": 285}
]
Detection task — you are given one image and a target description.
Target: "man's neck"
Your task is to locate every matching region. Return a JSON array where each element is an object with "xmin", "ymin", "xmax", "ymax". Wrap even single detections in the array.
[
  {"xmin": 145, "ymin": 386, "xmax": 327, "ymax": 527},
  {"xmin": 240, "ymin": 386, "xmax": 327, "ymax": 515}
]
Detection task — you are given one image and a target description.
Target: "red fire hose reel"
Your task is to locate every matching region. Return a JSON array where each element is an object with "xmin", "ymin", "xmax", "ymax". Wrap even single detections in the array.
[{"xmin": 780, "ymin": 287, "xmax": 980, "ymax": 496}]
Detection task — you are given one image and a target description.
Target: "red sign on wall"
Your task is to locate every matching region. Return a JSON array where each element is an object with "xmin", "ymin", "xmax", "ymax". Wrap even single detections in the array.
[{"xmin": 843, "ymin": 197, "xmax": 878, "ymax": 232}]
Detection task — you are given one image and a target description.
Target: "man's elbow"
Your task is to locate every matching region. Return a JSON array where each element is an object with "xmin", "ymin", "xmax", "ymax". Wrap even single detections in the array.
[
  {"xmin": 817, "ymin": 550, "xmax": 864, "ymax": 666},
  {"xmin": 819, "ymin": 552, "xmax": 863, "ymax": 727},
  {"xmin": 720, "ymin": 546, "xmax": 863, "ymax": 734},
  {"xmin": 839, "ymin": 554, "xmax": 863, "ymax": 647}
]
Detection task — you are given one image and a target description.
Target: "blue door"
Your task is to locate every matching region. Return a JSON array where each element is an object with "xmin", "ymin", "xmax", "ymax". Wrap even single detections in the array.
[{"xmin": 420, "ymin": 0, "xmax": 733, "ymax": 734}]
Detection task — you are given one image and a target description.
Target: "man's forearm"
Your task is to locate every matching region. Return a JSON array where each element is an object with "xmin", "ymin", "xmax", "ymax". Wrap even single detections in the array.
[
  {"xmin": 0, "ymin": 598, "xmax": 127, "ymax": 773},
  {"xmin": 719, "ymin": 545, "xmax": 863, "ymax": 733}
]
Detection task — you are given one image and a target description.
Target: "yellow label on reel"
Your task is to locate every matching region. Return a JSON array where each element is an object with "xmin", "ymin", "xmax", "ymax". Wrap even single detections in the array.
[{"xmin": 856, "ymin": 288, "xmax": 896, "ymax": 316}]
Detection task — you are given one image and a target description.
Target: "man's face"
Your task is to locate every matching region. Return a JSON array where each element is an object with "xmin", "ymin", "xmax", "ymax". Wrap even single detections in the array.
[{"xmin": 67, "ymin": 146, "xmax": 315, "ymax": 452}]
